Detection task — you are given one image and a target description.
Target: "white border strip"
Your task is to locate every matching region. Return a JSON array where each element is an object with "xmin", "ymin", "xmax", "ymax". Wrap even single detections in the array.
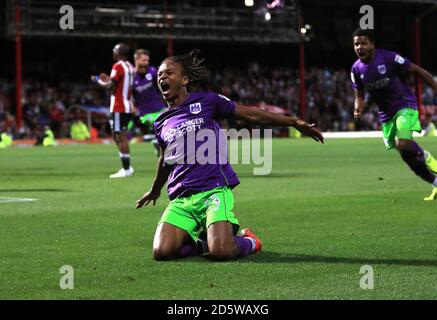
[
  {"xmin": 0, "ymin": 197, "xmax": 38, "ymax": 203},
  {"xmin": 323, "ymin": 131, "xmax": 423, "ymax": 139}
]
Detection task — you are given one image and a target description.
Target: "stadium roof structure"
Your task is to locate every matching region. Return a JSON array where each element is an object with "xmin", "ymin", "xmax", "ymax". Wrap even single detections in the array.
[
  {"xmin": 4, "ymin": 0, "xmax": 302, "ymax": 43},
  {"xmin": 381, "ymin": 0, "xmax": 437, "ymax": 3},
  {"xmin": 302, "ymin": 0, "xmax": 437, "ymax": 4}
]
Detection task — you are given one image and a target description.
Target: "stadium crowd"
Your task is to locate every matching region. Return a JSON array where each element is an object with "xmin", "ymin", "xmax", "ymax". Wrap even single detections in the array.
[
  {"xmin": 0, "ymin": 78, "xmax": 108, "ymax": 140},
  {"xmin": 1, "ymin": 64, "xmax": 436, "ymax": 140}
]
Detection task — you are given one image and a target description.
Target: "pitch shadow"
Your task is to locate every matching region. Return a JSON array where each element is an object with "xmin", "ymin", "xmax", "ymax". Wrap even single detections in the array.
[
  {"xmin": 170, "ymin": 252, "xmax": 437, "ymax": 267},
  {"xmin": 237, "ymin": 251, "xmax": 437, "ymax": 267}
]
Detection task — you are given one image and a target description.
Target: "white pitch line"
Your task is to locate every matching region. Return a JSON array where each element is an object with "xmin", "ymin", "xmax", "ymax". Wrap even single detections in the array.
[{"xmin": 0, "ymin": 197, "xmax": 38, "ymax": 203}]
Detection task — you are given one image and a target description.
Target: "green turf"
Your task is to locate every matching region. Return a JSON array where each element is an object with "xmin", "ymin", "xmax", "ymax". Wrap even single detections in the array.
[{"xmin": 1, "ymin": 137, "xmax": 437, "ymax": 299}]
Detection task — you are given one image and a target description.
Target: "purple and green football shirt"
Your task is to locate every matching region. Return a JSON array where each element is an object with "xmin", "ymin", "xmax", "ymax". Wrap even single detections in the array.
[
  {"xmin": 132, "ymin": 66, "xmax": 167, "ymax": 116},
  {"xmin": 351, "ymin": 48, "xmax": 417, "ymax": 123},
  {"xmin": 154, "ymin": 92, "xmax": 240, "ymax": 200}
]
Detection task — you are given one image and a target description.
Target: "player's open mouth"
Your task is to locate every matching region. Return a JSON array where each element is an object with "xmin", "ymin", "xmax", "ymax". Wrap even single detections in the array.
[
  {"xmin": 160, "ymin": 82, "xmax": 170, "ymax": 93},
  {"xmin": 358, "ymin": 51, "xmax": 366, "ymax": 58}
]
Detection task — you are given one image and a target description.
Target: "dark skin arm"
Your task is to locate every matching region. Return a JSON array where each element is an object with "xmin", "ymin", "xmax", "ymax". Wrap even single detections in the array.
[
  {"xmin": 136, "ymin": 147, "xmax": 170, "ymax": 208},
  {"xmin": 408, "ymin": 63, "xmax": 437, "ymax": 94},
  {"xmin": 353, "ymin": 87, "xmax": 366, "ymax": 119},
  {"xmin": 234, "ymin": 105, "xmax": 324, "ymax": 143},
  {"xmin": 91, "ymin": 73, "xmax": 117, "ymax": 93},
  {"xmin": 354, "ymin": 63, "xmax": 437, "ymax": 119}
]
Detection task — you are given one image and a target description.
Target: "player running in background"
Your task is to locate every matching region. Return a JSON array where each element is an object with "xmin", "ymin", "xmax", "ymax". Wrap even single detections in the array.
[
  {"xmin": 135, "ymin": 50, "xmax": 324, "ymax": 261},
  {"xmin": 92, "ymin": 43, "xmax": 135, "ymax": 178},
  {"xmin": 131, "ymin": 49, "xmax": 167, "ymax": 155},
  {"xmin": 351, "ymin": 28, "xmax": 437, "ymax": 200}
]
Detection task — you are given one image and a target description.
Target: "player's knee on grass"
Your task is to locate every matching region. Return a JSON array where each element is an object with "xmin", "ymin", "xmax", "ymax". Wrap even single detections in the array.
[
  {"xmin": 152, "ymin": 223, "xmax": 188, "ymax": 261},
  {"xmin": 152, "ymin": 248, "xmax": 172, "ymax": 261},
  {"xmin": 208, "ymin": 237, "xmax": 237, "ymax": 261},
  {"xmin": 207, "ymin": 221, "xmax": 237, "ymax": 260},
  {"xmin": 153, "ymin": 244, "xmax": 178, "ymax": 261}
]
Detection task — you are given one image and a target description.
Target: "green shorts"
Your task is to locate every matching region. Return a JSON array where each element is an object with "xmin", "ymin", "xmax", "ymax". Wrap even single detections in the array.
[
  {"xmin": 159, "ymin": 186, "xmax": 240, "ymax": 242},
  {"xmin": 382, "ymin": 108, "xmax": 422, "ymax": 150},
  {"xmin": 140, "ymin": 110, "xmax": 164, "ymax": 126}
]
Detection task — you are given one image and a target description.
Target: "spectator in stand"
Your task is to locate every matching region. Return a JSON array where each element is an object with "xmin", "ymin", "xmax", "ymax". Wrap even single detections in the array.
[
  {"xmin": 1, "ymin": 68, "xmax": 435, "ymax": 138},
  {"xmin": 71, "ymin": 119, "xmax": 91, "ymax": 141}
]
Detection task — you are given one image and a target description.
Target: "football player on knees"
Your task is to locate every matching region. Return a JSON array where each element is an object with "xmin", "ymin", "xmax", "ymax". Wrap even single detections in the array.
[{"xmin": 136, "ymin": 50, "xmax": 323, "ymax": 261}]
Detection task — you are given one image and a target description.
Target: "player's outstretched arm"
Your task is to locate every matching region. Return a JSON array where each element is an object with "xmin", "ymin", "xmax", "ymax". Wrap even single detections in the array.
[
  {"xmin": 91, "ymin": 73, "xmax": 116, "ymax": 91},
  {"xmin": 136, "ymin": 149, "xmax": 170, "ymax": 208},
  {"xmin": 353, "ymin": 88, "xmax": 365, "ymax": 119},
  {"xmin": 408, "ymin": 63, "xmax": 437, "ymax": 94},
  {"xmin": 234, "ymin": 105, "xmax": 324, "ymax": 143}
]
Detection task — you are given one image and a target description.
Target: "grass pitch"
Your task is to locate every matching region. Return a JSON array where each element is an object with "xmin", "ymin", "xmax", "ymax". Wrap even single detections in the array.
[{"xmin": 1, "ymin": 137, "xmax": 437, "ymax": 299}]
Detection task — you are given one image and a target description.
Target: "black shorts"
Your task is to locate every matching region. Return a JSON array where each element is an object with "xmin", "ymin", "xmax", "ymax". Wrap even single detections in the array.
[{"xmin": 110, "ymin": 112, "xmax": 132, "ymax": 132}]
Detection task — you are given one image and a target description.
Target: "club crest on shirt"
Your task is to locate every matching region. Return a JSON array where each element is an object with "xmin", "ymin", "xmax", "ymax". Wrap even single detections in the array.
[
  {"xmin": 189, "ymin": 103, "xmax": 202, "ymax": 115},
  {"xmin": 377, "ymin": 64, "xmax": 387, "ymax": 75},
  {"xmin": 146, "ymin": 73, "xmax": 153, "ymax": 81}
]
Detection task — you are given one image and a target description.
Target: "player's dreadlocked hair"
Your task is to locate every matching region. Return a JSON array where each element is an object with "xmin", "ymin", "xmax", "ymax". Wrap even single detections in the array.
[{"xmin": 168, "ymin": 49, "xmax": 209, "ymax": 91}]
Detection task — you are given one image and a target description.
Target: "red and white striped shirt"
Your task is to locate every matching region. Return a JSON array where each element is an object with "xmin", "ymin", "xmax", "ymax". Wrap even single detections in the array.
[{"xmin": 110, "ymin": 60, "xmax": 135, "ymax": 113}]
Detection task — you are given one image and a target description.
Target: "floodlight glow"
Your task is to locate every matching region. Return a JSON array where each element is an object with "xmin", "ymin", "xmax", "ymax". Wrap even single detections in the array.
[
  {"xmin": 265, "ymin": 11, "xmax": 271, "ymax": 21},
  {"xmin": 95, "ymin": 7, "xmax": 126, "ymax": 13},
  {"xmin": 245, "ymin": 0, "xmax": 254, "ymax": 7}
]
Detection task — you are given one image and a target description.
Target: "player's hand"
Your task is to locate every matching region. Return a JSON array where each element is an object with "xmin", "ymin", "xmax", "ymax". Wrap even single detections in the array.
[
  {"xmin": 136, "ymin": 190, "xmax": 161, "ymax": 208},
  {"xmin": 295, "ymin": 120, "xmax": 324, "ymax": 143},
  {"xmin": 91, "ymin": 73, "xmax": 110, "ymax": 83},
  {"xmin": 354, "ymin": 107, "xmax": 362, "ymax": 119},
  {"xmin": 132, "ymin": 105, "xmax": 138, "ymax": 115},
  {"xmin": 99, "ymin": 73, "xmax": 109, "ymax": 82}
]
